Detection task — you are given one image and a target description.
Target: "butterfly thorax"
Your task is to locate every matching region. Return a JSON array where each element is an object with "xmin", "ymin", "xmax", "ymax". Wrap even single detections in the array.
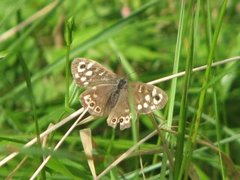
[{"xmin": 117, "ymin": 78, "xmax": 127, "ymax": 89}]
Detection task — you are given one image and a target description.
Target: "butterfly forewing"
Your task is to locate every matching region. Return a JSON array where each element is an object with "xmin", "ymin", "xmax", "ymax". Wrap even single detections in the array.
[
  {"xmin": 129, "ymin": 82, "xmax": 168, "ymax": 114},
  {"xmin": 71, "ymin": 58, "xmax": 117, "ymax": 87}
]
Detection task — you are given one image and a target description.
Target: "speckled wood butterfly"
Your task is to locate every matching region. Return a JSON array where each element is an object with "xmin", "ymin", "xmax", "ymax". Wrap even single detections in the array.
[{"xmin": 71, "ymin": 58, "xmax": 168, "ymax": 130}]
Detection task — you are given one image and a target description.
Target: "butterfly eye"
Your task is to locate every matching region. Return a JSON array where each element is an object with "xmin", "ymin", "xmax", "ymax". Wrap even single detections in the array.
[{"xmin": 112, "ymin": 118, "xmax": 117, "ymax": 123}]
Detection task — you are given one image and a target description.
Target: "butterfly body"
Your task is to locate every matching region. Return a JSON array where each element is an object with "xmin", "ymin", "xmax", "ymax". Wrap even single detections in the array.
[
  {"xmin": 107, "ymin": 78, "xmax": 127, "ymax": 108},
  {"xmin": 71, "ymin": 58, "xmax": 168, "ymax": 130}
]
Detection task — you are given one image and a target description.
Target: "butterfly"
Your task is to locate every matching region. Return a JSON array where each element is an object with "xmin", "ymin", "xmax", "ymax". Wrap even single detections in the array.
[{"xmin": 71, "ymin": 58, "xmax": 168, "ymax": 130}]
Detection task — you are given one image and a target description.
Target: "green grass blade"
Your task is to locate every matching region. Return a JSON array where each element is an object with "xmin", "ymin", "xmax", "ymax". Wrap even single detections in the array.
[
  {"xmin": 160, "ymin": 0, "xmax": 185, "ymax": 178},
  {"xmin": 173, "ymin": 1, "xmax": 197, "ymax": 178}
]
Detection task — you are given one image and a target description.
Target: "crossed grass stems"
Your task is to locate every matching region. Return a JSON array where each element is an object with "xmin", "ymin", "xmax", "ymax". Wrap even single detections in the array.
[{"xmin": 1, "ymin": 56, "xmax": 240, "ymax": 179}]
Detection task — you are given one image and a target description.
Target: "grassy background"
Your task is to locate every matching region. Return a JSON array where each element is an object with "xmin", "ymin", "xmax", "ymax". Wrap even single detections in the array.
[{"xmin": 0, "ymin": 0, "xmax": 240, "ymax": 179}]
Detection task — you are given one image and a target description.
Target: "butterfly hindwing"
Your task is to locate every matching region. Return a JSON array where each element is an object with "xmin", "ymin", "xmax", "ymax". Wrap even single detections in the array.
[
  {"xmin": 80, "ymin": 84, "xmax": 116, "ymax": 117},
  {"xmin": 71, "ymin": 58, "xmax": 117, "ymax": 87},
  {"xmin": 107, "ymin": 90, "xmax": 132, "ymax": 130}
]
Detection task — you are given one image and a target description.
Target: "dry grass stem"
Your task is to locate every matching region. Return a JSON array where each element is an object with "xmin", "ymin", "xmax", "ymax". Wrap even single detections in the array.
[
  {"xmin": 79, "ymin": 128, "xmax": 97, "ymax": 179},
  {"xmin": 148, "ymin": 56, "xmax": 240, "ymax": 85},
  {"xmin": 6, "ymin": 157, "xmax": 28, "ymax": 180},
  {"xmin": 30, "ymin": 108, "xmax": 89, "ymax": 179}
]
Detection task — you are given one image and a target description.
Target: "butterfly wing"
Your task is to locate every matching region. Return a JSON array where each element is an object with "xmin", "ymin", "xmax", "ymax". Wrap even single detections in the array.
[
  {"xmin": 107, "ymin": 90, "xmax": 132, "ymax": 130},
  {"xmin": 71, "ymin": 58, "xmax": 117, "ymax": 87},
  {"xmin": 80, "ymin": 84, "xmax": 116, "ymax": 117},
  {"xmin": 129, "ymin": 82, "xmax": 168, "ymax": 114}
]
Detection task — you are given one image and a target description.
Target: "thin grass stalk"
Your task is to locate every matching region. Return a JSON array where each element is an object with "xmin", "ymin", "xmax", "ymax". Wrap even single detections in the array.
[
  {"xmin": 206, "ymin": 0, "xmax": 225, "ymax": 177},
  {"xmin": 166, "ymin": 0, "xmax": 185, "ymax": 132},
  {"xmin": 213, "ymin": 90, "xmax": 226, "ymax": 179},
  {"xmin": 160, "ymin": 0, "xmax": 185, "ymax": 178},
  {"xmin": 181, "ymin": 0, "xmax": 228, "ymax": 178},
  {"xmin": 173, "ymin": 3, "xmax": 195, "ymax": 179},
  {"xmin": 64, "ymin": 17, "xmax": 74, "ymax": 110},
  {"xmin": 131, "ymin": 110, "xmax": 140, "ymax": 179}
]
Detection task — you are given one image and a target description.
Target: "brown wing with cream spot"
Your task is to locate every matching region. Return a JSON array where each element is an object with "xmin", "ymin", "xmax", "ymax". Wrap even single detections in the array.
[
  {"xmin": 71, "ymin": 58, "xmax": 117, "ymax": 87},
  {"xmin": 107, "ymin": 90, "xmax": 132, "ymax": 130},
  {"xmin": 80, "ymin": 84, "xmax": 116, "ymax": 117},
  {"xmin": 129, "ymin": 82, "xmax": 168, "ymax": 114}
]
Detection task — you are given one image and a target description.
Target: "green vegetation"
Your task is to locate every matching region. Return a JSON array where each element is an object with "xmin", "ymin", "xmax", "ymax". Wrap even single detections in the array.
[{"xmin": 0, "ymin": 0, "xmax": 240, "ymax": 179}]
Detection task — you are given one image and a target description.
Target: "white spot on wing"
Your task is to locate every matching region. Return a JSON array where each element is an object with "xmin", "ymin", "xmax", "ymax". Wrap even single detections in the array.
[
  {"xmin": 151, "ymin": 105, "xmax": 156, "ymax": 110},
  {"xmin": 87, "ymin": 62, "xmax": 94, "ymax": 69},
  {"xmin": 145, "ymin": 94, "xmax": 150, "ymax": 102},
  {"xmin": 83, "ymin": 95, "xmax": 90, "ymax": 100},
  {"xmin": 152, "ymin": 88, "xmax": 157, "ymax": 96},
  {"xmin": 83, "ymin": 82, "xmax": 89, "ymax": 86},
  {"xmin": 85, "ymin": 71, "xmax": 93, "ymax": 76},
  {"xmin": 99, "ymin": 71, "xmax": 105, "ymax": 76},
  {"xmin": 138, "ymin": 86, "xmax": 143, "ymax": 93},
  {"xmin": 137, "ymin": 104, "xmax": 142, "ymax": 110},
  {"xmin": 81, "ymin": 77, "xmax": 86, "ymax": 82},
  {"xmin": 159, "ymin": 94, "xmax": 163, "ymax": 100},
  {"xmin": 143, "ymin": 102, "xmax": 149, "ymax": 108},
  {"xmin": 75, "ymin": 73, "xmax": 80, "ymax": 78}
]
